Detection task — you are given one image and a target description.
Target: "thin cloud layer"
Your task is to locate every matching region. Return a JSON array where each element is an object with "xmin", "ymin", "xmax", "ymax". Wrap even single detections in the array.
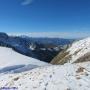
[{"xmin": 8, "ymin": 32, "xmax": 90, "ymax": 39}]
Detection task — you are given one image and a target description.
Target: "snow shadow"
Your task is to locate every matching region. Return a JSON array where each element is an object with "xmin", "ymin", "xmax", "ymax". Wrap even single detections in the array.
[{"xmin": 0, "ymin": 64, "xmax": 38, "ymax": 74}]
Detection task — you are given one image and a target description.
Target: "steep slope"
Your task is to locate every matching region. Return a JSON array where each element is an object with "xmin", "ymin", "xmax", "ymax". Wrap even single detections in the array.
[
  {"xmin": 51, "ymin": 38, "xmax": 90, "ymax": 64},
  {"xmin": 0, "ymin": 47, "xmax": 48, "ymax": 73},
  {"xmin": 0, "ymin": 62, "xmax": 90, "ymax": 90}
]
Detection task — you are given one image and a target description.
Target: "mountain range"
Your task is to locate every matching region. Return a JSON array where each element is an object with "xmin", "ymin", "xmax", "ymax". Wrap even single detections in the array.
[
  {"xmin": 0, "ymin": 32, "xmax": 75, "ymax": 62},
  {"xmin": 0, "ymin": 33, "xmax": 90, "ymax": 90}
]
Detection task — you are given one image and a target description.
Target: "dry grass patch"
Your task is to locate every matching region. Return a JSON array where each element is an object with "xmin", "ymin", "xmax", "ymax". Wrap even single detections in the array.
[{"xmin": 51, "ymin": 49, "xmax": 71, "ymax": 64}]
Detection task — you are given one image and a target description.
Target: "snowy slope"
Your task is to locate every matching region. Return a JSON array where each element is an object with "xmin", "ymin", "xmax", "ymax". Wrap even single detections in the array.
[
  {"xmin": 0, "ymin": 47, "xmax": 48, "ymax": 73},
  {"xmin": 51, "ymin": 37, "xmax": 90, "ymax": 64},
  {"xmin": 0, "ymin": 62, "xmax": 90, "ymax": 90},
  {"xmin": 67, "ymin": 37, "xmax": 90, "ymax": 63}
]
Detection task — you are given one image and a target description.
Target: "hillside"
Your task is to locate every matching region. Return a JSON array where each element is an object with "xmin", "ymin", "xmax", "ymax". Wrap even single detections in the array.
[
  {"xmin": 0, "ymin": 47, "xmax": 48, "ymax": 73},
  {"xmin": 51, "ymin": 38, "xmax": 90, "ymax": 64}
]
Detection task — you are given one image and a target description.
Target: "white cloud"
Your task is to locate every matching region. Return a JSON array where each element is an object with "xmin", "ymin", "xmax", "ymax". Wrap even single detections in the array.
[{"xmin": 21, "ymin": 0, "xmax": 33, "ymax": 5}]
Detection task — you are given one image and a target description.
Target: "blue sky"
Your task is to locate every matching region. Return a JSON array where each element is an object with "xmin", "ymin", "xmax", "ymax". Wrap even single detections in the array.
[{"xmin": 0, "ymin": 0, "xmax": 90, "ymax": 38}]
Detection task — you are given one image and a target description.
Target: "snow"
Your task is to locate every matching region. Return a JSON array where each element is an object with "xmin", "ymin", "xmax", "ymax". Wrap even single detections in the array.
[
  {"xmin": 0, "ymin": 47, "xmax": 48, "ymax": 73},
  {"xmin": 0, "ymin": 62, "xmax": 90, "ymax": 90},
  {"xmin": 0, "ymin": 38, "xmax": 90, "ymax": 90},
  {"xmin": 67, "ymin": 37, "xmax": 90, "ymax": 63}
]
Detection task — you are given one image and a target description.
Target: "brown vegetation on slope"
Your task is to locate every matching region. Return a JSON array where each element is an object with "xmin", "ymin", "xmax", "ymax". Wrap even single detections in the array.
[{"xmin": 50, "ymin": 49, "xmax": 71, "ymax": 65}]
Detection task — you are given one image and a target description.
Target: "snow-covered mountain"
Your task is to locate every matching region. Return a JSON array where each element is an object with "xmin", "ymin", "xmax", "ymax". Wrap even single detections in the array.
[
  {"xmin": 0, "ymin": 47, "xmax": 48, "ymax": 73},
  {"xmin": 0, "ymin": 37, "xmax": 90, "ymax": 90},
  {"xmin": 51, "ymin": 37, "xmax": 90, "ymax": 64}
]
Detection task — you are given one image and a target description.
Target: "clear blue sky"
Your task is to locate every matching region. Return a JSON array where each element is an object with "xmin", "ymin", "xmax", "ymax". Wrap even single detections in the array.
[{"xmin": 0, "ymin": 0, "xmax": 90, "ymax": 38}]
